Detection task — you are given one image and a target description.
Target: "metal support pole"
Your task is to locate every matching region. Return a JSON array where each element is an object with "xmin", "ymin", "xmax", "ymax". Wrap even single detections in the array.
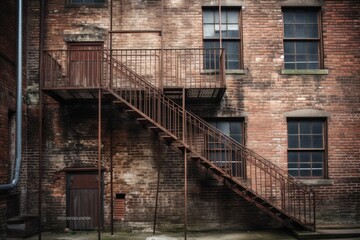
[
  {"xmin": 219, "ymin": 0, "xmax": 222, "ymax": 49},
  {"xmin": 153, "ymin": 146, "xmax": 161, "ymax": 236},
  {"xmin": 98, "ymin": 89, "xmax": 102, "ymax": 240},
  {"xmin": 38, "ymin": 0, "xmax": 45, "ymax": 238},
  {"xmin": 182, "ymin": 88, "xmax": 187, "ymax": 240},
  {"xmin": 109, "ymin": 1, "xmax": 114, "ymax": 235},
  {"xmin": 110, "ymin": 107, "xmax": 114, "ymax": 235}
]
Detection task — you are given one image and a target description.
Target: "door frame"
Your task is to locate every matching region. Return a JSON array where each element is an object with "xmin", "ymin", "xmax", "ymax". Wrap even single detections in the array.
[{"xmin": 65, "ymin": 169, "xmax": 104, "ymax": 230}]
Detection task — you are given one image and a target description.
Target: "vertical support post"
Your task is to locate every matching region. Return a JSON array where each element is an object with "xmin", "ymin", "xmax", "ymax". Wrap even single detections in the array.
[
  {"xmin": 98, "ymin": 89, "xmax": 102, "ymax": 240},
  {"xmin": 153, "ymin": 143, "xmax": 161, "ymax": 236},
  {"xmin": 109, "ymin": 1, "xmax": 114, "ymax": 235},
  {"xmin": 160, "ymin": 0, "xmax": 164, "ymax": 90},
  {"xmin": 218, "ymin": 0, "xmax": 222, "ymax": 49},
  {"xmin": 109, "ymin": 0, "xmax": 113, "ymax": 88},
  {"xmin": 182, "ymin": 87, "xmax": 187, "ymax": 240},
  {"xmin": 110, "ymin": 107, "xmax": 114, "ymax": 235},
  {"xmin": 38, "ymin": 0, "xmax": 45, "ymax": 239}
]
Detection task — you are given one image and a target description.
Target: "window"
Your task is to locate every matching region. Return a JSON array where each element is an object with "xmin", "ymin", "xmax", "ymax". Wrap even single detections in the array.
[
  {"xmin": 67, "ymin": 0, "xmax": 105, "ymax": 5},
  {"xmin": 287, "ymin": 119, "xmax": 326, "ymax": 178},
  {"xmin": 283, "ymin": 8, "xmax": 322, "ymax": 69},
  {"xmin": 203, "ymin": 8, "xmax": 242, "ymax": 70},
  {"xmin": 208, "ymin": 119, "xmax": 244, "ymax": 177}
]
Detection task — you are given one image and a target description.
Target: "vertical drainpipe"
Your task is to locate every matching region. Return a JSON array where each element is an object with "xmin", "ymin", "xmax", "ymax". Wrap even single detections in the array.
[
  {"xmin": 38, "ymin": 0, "xmax": 45, "ymax": 238},
  {"xmin": 0, "ymin": 0, "xmax": 23, "ymax": 191}
]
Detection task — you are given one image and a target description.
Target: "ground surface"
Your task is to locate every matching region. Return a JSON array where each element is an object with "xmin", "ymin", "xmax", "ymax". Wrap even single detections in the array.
[{"xmin": 7, "ymin": 230, "xmax": 297, "ymax": 240}]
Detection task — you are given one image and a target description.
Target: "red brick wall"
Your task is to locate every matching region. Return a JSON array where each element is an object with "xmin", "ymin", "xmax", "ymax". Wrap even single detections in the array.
[
  {"xmin": 25, "ymin": 0, "xmax": 360, "ymax": 232},
  {"xmin": 0, "ymin": 0, "xmax": 26, "ymax": 238}
]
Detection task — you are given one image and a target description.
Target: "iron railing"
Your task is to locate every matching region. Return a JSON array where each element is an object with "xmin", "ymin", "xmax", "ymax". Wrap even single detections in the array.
[
  {"xmin": 105, "ymin": 54, "xmax": 315, "ymax": 231},
  {"xmin": 43, "ymin": 49, "xmax": 225, "ymax": 89}
]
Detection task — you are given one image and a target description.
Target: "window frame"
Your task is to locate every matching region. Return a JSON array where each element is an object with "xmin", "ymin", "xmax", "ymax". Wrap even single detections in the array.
[
  {"xmin": 206, "ymin": 118, "xmax": 245, "ymax": 178},
  {"xmin": 202, "ymin": 7, "xmax": 244, "ymax": 70},
  {"xmin": 287, "ymin": 118, "xmax": 328, "ymax": 179},
  {"xmin": 282, "ymin": 7, "xmax": 324, "ymax": 70}
]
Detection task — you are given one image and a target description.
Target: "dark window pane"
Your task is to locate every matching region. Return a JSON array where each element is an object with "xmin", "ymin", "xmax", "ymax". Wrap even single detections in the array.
[
  {"xmin": 313, "ymin": 135, "xmax": 323, "ymax": 148},
  {"xmin": 285, "ymin": 54, "xmax": 295, "ymax": 62},
  {"xmin": 284, "ymin": 42, "xmax": 294, "ymax": 54},
  {"xmin": 230, "ymin": 134, "xmax": 242, "ymax": 144},
  {"xmin": 288, "ymin": 163, "xmax": 298, "ymax": 169},
  {"xmin": 300, "ymin": 122, "xmax": 311, "ymax": 134},
  {"xmin": 306, "ymin": 12, "xmax": 318, "ymax": 23},
  {"xmin": 307, "ymin": 24, "xmax": 319, "ymax": 38},
  {"xmin": 312, "ymin": 152, "xmax": 323, "ymax": 162},
  {"xmin": 288, "ymin": 152, "xmax": 298, "ymax": 162},
  {"xmin": 300, "ymin": 135, "xmax": 312, "ymax": 148},
  {"xmin": 284, "ymin": 24, "xmax": 295, "ymax": 38},
  {"xmin": 296, "ymin": 63, "xmax": 307, "ymax": 69},
  {"xmin": 300, "ymin": 163, "xmax": 311, "ymax": 169},
  {"xmin": 288, "ymin": 121, "xmax": 298, "ymax": 134},
  {"xmin": 285, "ymin": 63, "xmax": 295, "ymax": 69},
  {"xmin": 308, "ymin": 42, "xmax": 319, "ymax": 54},
  {"xmin": 289, "ymin": 170, "xmax": 299, "ymax": 176},
  {"xmin": 299, "ymin": 152, "xmax": 311, "ymax": 162},
  {"xmin": 308, "ymin": 63, "xmax": 319, "ymax": 69},
  {"xmin": 288, "ymin": 135, "xmax": 299, "ymax": 148},
  {"xmin": 296, "ymin": 42, "xmax": 307, "ymax": 54},
  {"xmin": 300, "ymin": 170, "xmax": 311, "ymax": 177},
  {"xmin": 296, "ymin": 55, "xmax": 307, "ymax": 62},
  {"xmin": 313, "ymin": 163, "xmax": 323, "ymax": 168},
  {"xmin": 295, "ymin": 11, "xmax": 307, "ymax": 24},
  {"xmin": 283, "ymin": 12, "xmax": 295, "ymax": 24},
  {"xmin": 230, "ymin": 122, "xmax": 241, "ymax": 134},
  {"xmin": 295, "ymin": 24, "xmax": 306, "ymax": 38},
  {"xmin": 312, "ymin": 170, "xmax": 323, "ymax": 177}
]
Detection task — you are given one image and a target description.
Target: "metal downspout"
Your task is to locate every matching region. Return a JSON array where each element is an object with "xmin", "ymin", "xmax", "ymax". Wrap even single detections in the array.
[{"xmin": 0, "ymin": 0, "xmax": 23, "ymax": 191}]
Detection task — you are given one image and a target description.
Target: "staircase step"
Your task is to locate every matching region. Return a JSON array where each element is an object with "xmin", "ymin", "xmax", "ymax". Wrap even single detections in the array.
[
  {"xmin": 137, "ymin": 117, "xmax": 151, "ymax": 125},
  {"xmin": 159, "ymin": 133, "xmax": 176, "ymax": 143},
  {"xmin": 148, "ymin": 126, "xmax": 162, "ymax": 134},
  {"xmin": 113, "ymin": 100, "xmax": 129, "ymax": 109}
]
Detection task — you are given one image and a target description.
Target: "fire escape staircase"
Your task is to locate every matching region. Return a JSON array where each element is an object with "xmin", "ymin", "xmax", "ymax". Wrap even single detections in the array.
[
  {"xmin": 103, "ymin": 56, "xmax": 316, "ymax": 232},
  {"xmin": 42, "ymin": 49, "xmax": 316, "ymax": 232}
]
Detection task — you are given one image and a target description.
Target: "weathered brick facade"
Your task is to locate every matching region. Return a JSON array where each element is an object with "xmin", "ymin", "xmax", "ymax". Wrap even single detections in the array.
[
  {"xmin": 0, "ymin": 1, "xmax": 27, "ymax": 239},
  {"xmin": 6, "ymin": 0, "xmax": 359, "ymax": 235}
]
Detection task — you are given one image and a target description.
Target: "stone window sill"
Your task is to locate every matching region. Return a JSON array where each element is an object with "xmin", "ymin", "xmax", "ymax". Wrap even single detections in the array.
[
  {"xmin": 281, "ymin": 69, "xmax": 329, "ymax": 75},
  {"xmin": 65, "ymin": 3, "xmax": 107, "ymax": 8},
  {"xmin": 299, "ymin": 179, "xmax": 333, "ymax": 186},
  {"xmin": 200, "ymin": 69, "xmax": 246, "ymax": 75}
]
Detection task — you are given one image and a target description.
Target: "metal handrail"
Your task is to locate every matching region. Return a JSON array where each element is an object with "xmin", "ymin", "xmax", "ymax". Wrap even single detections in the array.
[{"xmin": 43, "ymin": 48, "xmax": 225, "ymax": 89}]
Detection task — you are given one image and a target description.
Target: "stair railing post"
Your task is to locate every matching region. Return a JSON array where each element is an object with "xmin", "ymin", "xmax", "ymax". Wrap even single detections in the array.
[{"xmin": 182, "ymin": 87, "xmax": 187, "ymax": 240}]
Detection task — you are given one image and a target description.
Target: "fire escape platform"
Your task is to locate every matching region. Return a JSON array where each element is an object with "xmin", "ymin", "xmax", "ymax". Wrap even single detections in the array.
[
  {"xmin": 42, "ymin": 87, "xmax": 117, "ymax": 103},
  {"xmin": 163, "ymin": 87, "xmax": 226, "ymax": 103}
]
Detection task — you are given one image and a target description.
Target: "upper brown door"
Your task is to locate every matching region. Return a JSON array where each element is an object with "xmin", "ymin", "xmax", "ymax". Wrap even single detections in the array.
[
  {"xmin": 68, "ymin": 43, "xmax": 103, "ymax": 87},
  {"xmin": 67, "ymin": 172, "xmax": 103, "ymax": 230}
]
